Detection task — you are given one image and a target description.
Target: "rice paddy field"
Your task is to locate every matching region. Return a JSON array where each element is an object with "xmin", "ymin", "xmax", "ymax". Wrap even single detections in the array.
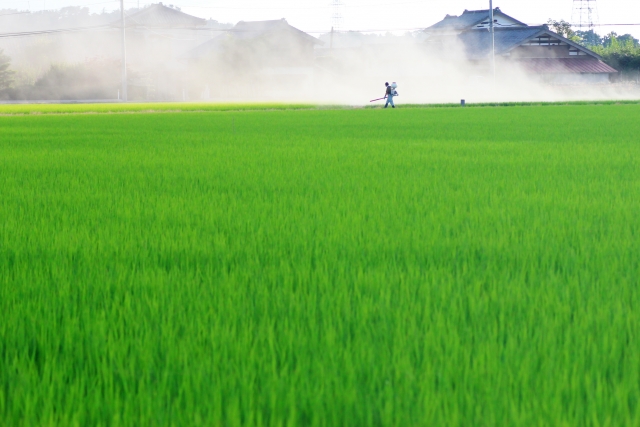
[{"xmin": 1, "ymin": 102, "xmax": 640, "ymax": 426}]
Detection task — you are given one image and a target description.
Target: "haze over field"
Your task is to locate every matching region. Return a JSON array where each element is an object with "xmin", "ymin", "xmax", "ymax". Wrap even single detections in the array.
[{"xmin": 0, "ymin": 0, "xmax": 639, "ymax": 103}]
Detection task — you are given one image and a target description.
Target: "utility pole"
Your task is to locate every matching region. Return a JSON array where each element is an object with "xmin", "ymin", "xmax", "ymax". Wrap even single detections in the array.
[
  {"xmin": 572, "ymin": 0, "xmax": 599, "ymax": 45},
  {"xmin": 330, "ymin": 26, "xmax": 334, "ymax": 50},
  {"xmin": 330, "ymin": 0, "xmax": 343, "ymax": 32},
  {"xmin": 120, "ymin": 0, "xmax": 127, "ymax": 102},
  {"xmin": 489, "ymin": 0, "xmax": 496, "ymax": 85}
]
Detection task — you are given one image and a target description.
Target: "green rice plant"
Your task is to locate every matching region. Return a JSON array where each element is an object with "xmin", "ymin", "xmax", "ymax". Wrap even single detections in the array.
[
  {"xmin": 1, "ymin": 99, "xmax": 639, "ymax": 116},
  {"xmin": 0, "ymin": 102, "xmax": 319, "ymax": 115},
  {"xmin": 1, "ymin": 105, "xmax": 639, "ymax": 426}
]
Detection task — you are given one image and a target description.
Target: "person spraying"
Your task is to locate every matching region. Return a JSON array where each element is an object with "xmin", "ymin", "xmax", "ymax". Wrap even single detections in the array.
[
  {"xmin": 369, "ymin": 82, "xmax": 399, "ymax": 105},
  {"xmin": 384, "ymin": 82, "xmax": 398, "ymax": 108}
]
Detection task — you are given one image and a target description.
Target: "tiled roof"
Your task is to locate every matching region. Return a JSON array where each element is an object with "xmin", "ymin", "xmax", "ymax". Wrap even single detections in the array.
[
  {"xmin": 454, "ymin": 26, "xmax": 605, "ymax": 62},
  {"xmin": 125, "ymin": 3, "xmax": 205, "ymax": 28},
  {"xmin": 458, "ymin": 26, "xmax": 546, "ymax": 59},
  {"xmin": 187, "ymin": 19, "xmax": 321, "ymax": 59},
  {"xmin": 431, "ymin": 26, "xmax": 616, "ymax": 73},
  {"xmin": 231, "ymin": 19, "xmax": 321, "ymax": 44},
  {"xmin": 426, "ymin": 8, "xmax": 526, "ymax": 32},
  {"xmin": 515, "ymin": 58, "xmax": 618, "ymax": 74}
]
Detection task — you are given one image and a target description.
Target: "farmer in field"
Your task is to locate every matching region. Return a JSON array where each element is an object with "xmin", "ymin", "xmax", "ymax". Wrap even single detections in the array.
[{"xmin": 384, "ymin": 82, "xmax": 395, "ymax": 109}]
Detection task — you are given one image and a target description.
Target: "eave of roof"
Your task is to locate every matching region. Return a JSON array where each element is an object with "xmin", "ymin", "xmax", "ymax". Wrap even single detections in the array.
[
  {"xmin": 425, "ymin": 8, "xmax": 527, "ymax": 33},
  {"xmin": 457, "ymin": 26, "xmax": 547, "ymax": 59},
  {"xmin": 122, "ymin": 3, "xmax": 206, "ymax": 29},
  {"xmin": 186, "ymin": 20, "xmax": 321, "ymax": 59},
  {"xmin": 453, "ymin": 26, "xmax": 604, "ymax": 61},
  {"xmin": 426, "ymin": 12, "xmax": 488, "ymax": 32},
  {"xmin": 230, "ymin": 19, "xmax": 322, "ymax": 45},
  {"xmin": 540, "ymin": 28, "xmax": 604, "ymax": 60}
]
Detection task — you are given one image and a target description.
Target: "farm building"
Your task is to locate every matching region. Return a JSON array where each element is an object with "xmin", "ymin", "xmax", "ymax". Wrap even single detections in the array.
[
  {"xmin": 424, "ymin": 8, "xmax": 617, "ymax": 84},
  {"xmin": 187, "ymin": 19, "xmax": 322, "ymax": 99},
  {"xmin": 113, "ymin": 4, "xmax": 211, "ymax": 64},
  {"xmin": 112, "ymin": 3, "xmax": 218, "ymax": 99}
]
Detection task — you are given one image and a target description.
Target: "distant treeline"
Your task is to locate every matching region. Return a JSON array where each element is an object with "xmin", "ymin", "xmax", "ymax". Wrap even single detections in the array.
[
  {"xmin": 0, "ymin": 58, "xmax": 121, "ymax": 100},
  {"xmin": 0, "ymin": 7, "xmax": 231, "ymax": 100},
  {"xmin": 548, "ymin": 19, "xmax": 640, "ymax": 75}
]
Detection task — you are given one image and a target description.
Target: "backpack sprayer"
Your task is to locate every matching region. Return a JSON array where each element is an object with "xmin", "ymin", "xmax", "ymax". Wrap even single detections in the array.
[{"xmin": 370, "ymin": 82, "xmax": 398, "ymax": 103}]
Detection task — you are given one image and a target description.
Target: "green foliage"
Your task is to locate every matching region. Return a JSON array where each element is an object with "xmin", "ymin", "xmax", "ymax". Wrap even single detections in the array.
[
  {"xmin": 592, "ymin": 33, "xmax": 640, "ymax": 73},
  {"xmin": 551, "ymin": 25, "xmax": 640, "ymax": 73},
  {"xmin": 603, "ymin": 32, "xmax": 640, "ymax": 48},
  {"xmin": 546, "ymin": 19, "xmax": 581, "ymax": 43},
  {"xmin": 28, "ymin": 59, "xmax": 121, "ymax": 100},
  {"xmin": 575, "ymin": 29, "xmax": 603, "ymax": 47},
  {"xmin": 2, "ymin": 105, "xmax": 640, "ymax": 426},
  {"xmin": 0, "ymin": 49, "xmax": 14, "ymax": 91},
  {"xmin": 549, "ymin": 21, "xmax": 640, "ymax": 74}
]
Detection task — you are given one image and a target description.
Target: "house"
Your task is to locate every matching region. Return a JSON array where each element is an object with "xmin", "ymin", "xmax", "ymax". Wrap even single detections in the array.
[
  {"xmin": 115, "ymin": 3, "xmax": 209, "ymax": 62},
  {"xmin": 125, "ymin": 2, "xmax": 206, "ymax": 29},
  {"xmin": 111, "ymin": 3, "xmax": 211, "ymax": 99},
  {"xmin": 426, "ymin": 8, "xmax": 527, "ymax": 35},
  {"xmin": 424, "ymin": 8, "xmax": 617, "ymax": 84},
  {"xmin": 187, "ymin": 19, "xmax": 322, "ymax": 99}
]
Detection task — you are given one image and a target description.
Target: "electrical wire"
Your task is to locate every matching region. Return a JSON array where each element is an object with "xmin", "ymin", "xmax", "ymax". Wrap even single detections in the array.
[
  {"xmin": 0, "ymin": 11, "xmax": 31, "ymax": 15},
  {"xmin": 1, "ymin": 2, "xmax": 640, "ymax": 42},
  {"xmin": 0, "ymin": 23, "xmax": 113, "ymax": 38},
  {"xmin": 122, "ymin": 9, "xmax": 201, "ymax": 40},
  {"xmin": 2, "ymin": 22, "xmax": 640, "ymax": 40},
  {"xmin": 179, "ymin": 1, "xmax": 429, "ymax": 10},
  {"xmin": 79, "ymin": 0, "xmax": 119, "ymax": 6}
]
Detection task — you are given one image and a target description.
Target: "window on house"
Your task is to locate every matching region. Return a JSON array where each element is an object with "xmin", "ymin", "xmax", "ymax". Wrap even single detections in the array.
[{"xmin": 524, "ymin": 36, "xmax": 562, "ymax": 46}]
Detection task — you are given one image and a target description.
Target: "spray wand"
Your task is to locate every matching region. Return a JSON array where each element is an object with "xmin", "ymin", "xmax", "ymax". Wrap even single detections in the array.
[{"xmin": 370, "ymin": 82, "xmax": 398, "ymax": 103}]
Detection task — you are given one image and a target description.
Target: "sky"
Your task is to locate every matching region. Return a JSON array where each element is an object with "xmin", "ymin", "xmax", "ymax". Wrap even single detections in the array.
[{"xmin": 3, "ymin": 0, "xmax": 640, "ymax": 38}]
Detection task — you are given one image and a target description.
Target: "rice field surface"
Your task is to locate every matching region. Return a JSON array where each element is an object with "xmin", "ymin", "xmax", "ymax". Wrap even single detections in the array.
[
  {"xmin": 1, "ymin": 104, "xmax": 640, "ymax": 426},
  {"xmin": 0, "ymin": 102, "xmax": 318, "ymax": 115}
]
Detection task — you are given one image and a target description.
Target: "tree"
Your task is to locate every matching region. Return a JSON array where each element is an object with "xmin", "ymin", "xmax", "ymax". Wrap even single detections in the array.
[
  {"xmin": 546, "ymin": 19, "xmax": 584, "ymax": 44},
  {"xmin": 617, "ymin": 34, "xmax": 640, "ymax": 47},
  {"xmin": 547, "ymin": 19, "xmax": 576, "ymax": 39},
  {"xmin": 591, "ymin": 33, "xmax": 640, "ymax": 75},
  {"xmin": 575, "ymin": 30, "xmax": 602, "ymax": 47},
  {"xmin": 603, "ymin": 32, "xmax": 639, "ymax": 48},
  {"xmin": 0, "ymin": 49, "xmax": 14, "ymax": 91}
]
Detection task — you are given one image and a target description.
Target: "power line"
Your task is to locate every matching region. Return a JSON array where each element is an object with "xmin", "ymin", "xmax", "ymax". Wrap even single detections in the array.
[
  {"xmin": 0, "ymin": 23, "xmax": 112, "ymax": 38},
  {"xmin": 596, "ymin": 23, "xmax": 640, "ymax": 26},
  {"xmin": 78, "ymin": 0, "xmax": 119, "ymax": 6},
  {"xmin": 179, "ymin": 0, "xmax": 428, "ymax": 10},
  {"xmin": 0, "ymin": 11, "xmax": 31, "ymax": 16},
  {"xmin": 1, "ymin": 17, "xmax": 640, "ymax": 40}
]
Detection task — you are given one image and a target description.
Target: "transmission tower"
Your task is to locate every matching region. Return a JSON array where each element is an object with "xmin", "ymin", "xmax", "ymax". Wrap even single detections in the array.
[
  {"xmin": 330, "ymin": 0, "xmax": 344, "ymax": 31},
  {"xmin": 571, "ymin": 0, "xmax": 599, "ymax": 32}
]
